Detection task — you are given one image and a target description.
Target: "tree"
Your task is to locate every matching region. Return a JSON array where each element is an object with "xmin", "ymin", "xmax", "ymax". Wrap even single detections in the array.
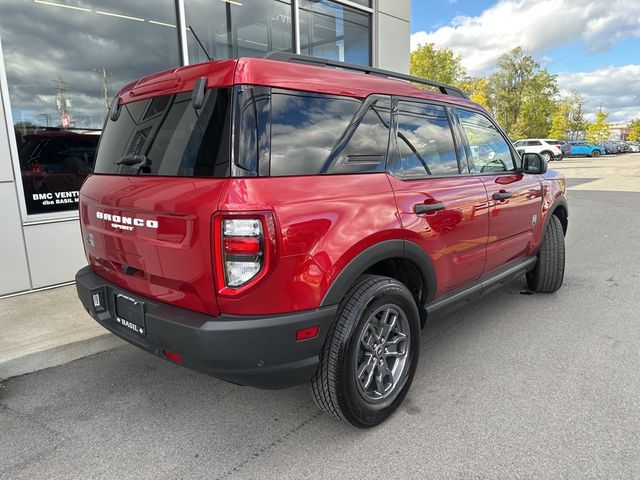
[
  {"xmin": 549, "ymin": 90, "xmax": 587, "ymax": 140},
  {"xmin": 509, "ymin": 70, "xmax": 558, "ymax": 138},
  {"xmin": 458, "ymin": 77, "xmax": 490, "ymax": 110},
  {"xmin": 586, "ymin": 109, "xmax": 610, "ymax": 143},
  {"xmin": 410, "ymin": 43, "xmax": 466, "ymax": 87},
  {"xmin": 628, "ymin": 119, "xmax": 640, "ymax": 141},
  {"xmin": 548, "ymin": 98, "xmax": 571, "ymax": 139},
  {"xmin": 486, "ymin": 47, "xmax": 558, "ymax": 138},
  {"xmin": 566, "ymin": 91, "xmax": 587, "ymax": 140}
]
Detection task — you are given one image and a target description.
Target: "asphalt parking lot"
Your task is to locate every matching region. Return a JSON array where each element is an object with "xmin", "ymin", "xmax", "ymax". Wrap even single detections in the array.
[{"xmin": 2, "ymin": 154, "xmax": 639, "ymax": 480}]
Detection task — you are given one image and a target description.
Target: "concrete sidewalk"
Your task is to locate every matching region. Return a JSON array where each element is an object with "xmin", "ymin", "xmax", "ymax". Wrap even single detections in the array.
[{"xmin": 0, "ymin": 285, "xmax": 123, "ymax": 379}]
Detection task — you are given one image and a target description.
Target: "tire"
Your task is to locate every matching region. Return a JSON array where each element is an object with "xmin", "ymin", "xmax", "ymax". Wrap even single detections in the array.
[
  {"xmin": 591, "ymin": 149, "xmax": 601, "ymax": 157},
  {"xmin": 540, "ymin": 151, "xmax": 552, "ymax": 162},
  {"xmin": 527, "ymin": 215, "xmax": 565, "ymax": 293},
  {"xmin": 310, "ymin": 275, "xmax": 420, "ymax": 428}
]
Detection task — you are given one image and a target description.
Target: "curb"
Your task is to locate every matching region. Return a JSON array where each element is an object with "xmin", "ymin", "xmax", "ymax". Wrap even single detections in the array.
[{"xmin": 0, "ymin": 333, "xmax": 125, "ymax": 380}]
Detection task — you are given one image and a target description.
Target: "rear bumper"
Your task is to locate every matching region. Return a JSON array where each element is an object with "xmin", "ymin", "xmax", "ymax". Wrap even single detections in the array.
[{"xmin": 75, "ymin": 266, "xmax": 337, "ymax": 388}]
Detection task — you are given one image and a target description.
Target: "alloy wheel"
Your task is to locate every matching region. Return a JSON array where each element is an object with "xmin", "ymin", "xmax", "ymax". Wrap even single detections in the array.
[{"xmin": 354, "ymin": 304, "xmax": 410, "ymax": 403}]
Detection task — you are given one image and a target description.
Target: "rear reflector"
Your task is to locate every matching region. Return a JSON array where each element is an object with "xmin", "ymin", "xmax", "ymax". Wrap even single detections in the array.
[
  {"xmin": 224, "ymin": 236, "xmax": 261, "ymax": 255},
  {"xmin": 163, "ymin": 350, "xmax": 183, "ymax": 364},
  {"xmin": 296, "ymin": 325, "xmax": 320, "ymax": 342}
]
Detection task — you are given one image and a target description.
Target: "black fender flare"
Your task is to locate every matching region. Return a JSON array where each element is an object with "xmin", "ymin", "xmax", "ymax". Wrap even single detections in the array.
[
  {"xmin": 544, "ymin": 196, "xmax": 568, "ymax": 235},
  {"xmin": 320, "ymin": 239, "xmax": 437, "ymax": 307}
]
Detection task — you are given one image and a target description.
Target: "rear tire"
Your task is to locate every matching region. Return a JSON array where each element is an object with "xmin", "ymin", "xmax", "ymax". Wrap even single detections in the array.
[
  {"xmin": 527, "ymin": 215, "xmax": 565, "ymax": 293},
  {"xmin": 591, "ymin": 149, "xmax": 601, "ymax": 157},
  {"xmin": 310, "ymin": 275, "xmax": 420, "ymax": 428},
  {"xmin": 540, "ymin": 151, "xmax": 552, "ymax": 162}
]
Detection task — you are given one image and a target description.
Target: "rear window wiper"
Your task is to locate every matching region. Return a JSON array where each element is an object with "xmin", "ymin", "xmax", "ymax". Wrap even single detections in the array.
[{"xmin": 115, "ymin": 154, "xmax": 149, "ymax": 166}]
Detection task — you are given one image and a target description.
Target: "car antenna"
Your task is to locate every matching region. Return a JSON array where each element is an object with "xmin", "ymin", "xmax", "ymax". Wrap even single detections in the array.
[{"xmin": 188, "ymin": 25, "xmax": 214, "ymax": 62}]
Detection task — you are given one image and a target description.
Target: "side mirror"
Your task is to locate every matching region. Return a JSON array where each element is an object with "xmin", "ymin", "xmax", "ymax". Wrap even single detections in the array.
[{"xmin": 522, "ymin": 152, "xmax": 548, "ymax": 174}]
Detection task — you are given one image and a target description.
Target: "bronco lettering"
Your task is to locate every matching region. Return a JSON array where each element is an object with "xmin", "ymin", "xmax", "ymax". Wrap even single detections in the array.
[{"xmin": 96, "ymin": 211, "xmax": 158, "ymax": 229}]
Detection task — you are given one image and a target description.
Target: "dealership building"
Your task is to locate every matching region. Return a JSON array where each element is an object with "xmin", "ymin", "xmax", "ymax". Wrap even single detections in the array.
[{"xmin": 0, "ymin": 0, "xmax": 410, "ymax": 296}]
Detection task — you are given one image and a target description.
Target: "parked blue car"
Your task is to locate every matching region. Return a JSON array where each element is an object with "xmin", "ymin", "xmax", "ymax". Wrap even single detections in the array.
[{"xmin": 569, "ymin": 141, "xmax": 606, "ymax": 157}]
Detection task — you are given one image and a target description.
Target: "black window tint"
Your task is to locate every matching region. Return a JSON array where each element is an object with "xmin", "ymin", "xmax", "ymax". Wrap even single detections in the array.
[
  {"xmin": 235, "ymin": 86, "xmax": 270, "ymax": 176},
  {"xmin": 395, "ymin": 102, "xmax": 459, "ymax": 177},
  {"xmin": 94, "ymin": 89, "xmax": 231, "ymax": 177},
  {"xmin": 456, "ymin": 109, "xmax": 515, "ymax": 173},
  {"xmin": 270, "ymin": 91, "xmax": 360, "ymax": 176},
  {"xmin": 328, "ymin": 98, "xmax": 390, "ymax": 174}
]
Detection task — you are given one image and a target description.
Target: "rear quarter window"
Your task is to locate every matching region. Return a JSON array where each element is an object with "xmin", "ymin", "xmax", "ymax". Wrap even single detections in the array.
[{"xmin": 269, "ymin": 90, "xmax": 361, "ymax": 176}]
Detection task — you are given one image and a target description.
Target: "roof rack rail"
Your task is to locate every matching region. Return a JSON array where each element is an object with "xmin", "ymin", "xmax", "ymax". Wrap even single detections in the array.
[{"xmin": 262, "ymin": 52, "xmax": 469, "ymax": 100}]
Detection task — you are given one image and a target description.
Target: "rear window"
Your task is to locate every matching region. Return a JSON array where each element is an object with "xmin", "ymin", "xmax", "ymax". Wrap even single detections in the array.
[{"xmin": 94, "ymin": 89, "xmax": 231, "ymax": 177}]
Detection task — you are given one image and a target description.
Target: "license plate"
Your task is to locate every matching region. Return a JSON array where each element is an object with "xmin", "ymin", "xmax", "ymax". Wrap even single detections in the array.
[{"xmin": 115, "ymin": 293, "xmax": 145, "ymax": 335}]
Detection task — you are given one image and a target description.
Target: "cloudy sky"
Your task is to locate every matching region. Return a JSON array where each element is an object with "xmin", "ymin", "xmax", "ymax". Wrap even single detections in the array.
[{"xmin": 411, "ymin": 0, "xmax": 640, "ymax": 124}]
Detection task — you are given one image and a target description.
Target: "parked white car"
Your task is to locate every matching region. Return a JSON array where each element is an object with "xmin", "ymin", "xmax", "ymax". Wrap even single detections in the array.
[{"xmin": 512, "ymin": 139, "xmax": 564, "ymax": 162}]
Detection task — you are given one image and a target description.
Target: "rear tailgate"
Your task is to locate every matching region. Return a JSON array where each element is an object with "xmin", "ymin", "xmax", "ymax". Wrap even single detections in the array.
[
  {"xmin": 80, "ymin": 176, "xmax": 225, "ymax": 316},
  {"xmin": 80, "ymin": 63, "xmax": 236, "ymax": 316}
]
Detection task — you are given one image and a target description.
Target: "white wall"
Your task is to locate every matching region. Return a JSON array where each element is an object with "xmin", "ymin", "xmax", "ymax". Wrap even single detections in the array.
[
  {"xmin": 376, "ymin": 0, "xmax": 411, "ymax": 74},
  {"xmin": 0, "ymin": 82, "xmax": 31, "ymax": 295},
  {"xmin": 23, "ymin": 221, "xmax": 86, "ymax": 288}
]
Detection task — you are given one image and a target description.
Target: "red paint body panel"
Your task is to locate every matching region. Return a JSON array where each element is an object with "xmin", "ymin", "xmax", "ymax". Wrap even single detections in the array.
[
  {"xmin": 480, "ymin": 173, "xmax": 544, "ymax": 274},
  {"xmin": 387, "ymin": 175, "xmax": 490, "ymax": 297},
  {"xmin": 80, "ymin": 175, "xmax": 225, "ymax": 316},
  {"xmin": 215, "ymin": 174, "xmax": 402, "ymax": 315}
]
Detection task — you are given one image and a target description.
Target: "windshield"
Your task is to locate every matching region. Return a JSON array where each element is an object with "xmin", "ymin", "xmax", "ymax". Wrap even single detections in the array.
[{"xmin": 93, "ymin": 88, "xmax": 231, "ymax": 177}]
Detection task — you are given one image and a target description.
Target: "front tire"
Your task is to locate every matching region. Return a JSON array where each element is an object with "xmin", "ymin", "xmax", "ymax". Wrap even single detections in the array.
[
  {"xmin": 527, "ymin": 215, "xmax": 565, "ymax": 292},
  {"xmin": 310, "ymin": 275, "xmax": 420, "ymax": 428}
]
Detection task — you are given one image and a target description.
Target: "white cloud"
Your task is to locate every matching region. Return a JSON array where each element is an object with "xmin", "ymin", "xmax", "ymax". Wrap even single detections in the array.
[
  {"xmin": 411, "ymin": 0, "xmax": 640, "ymax": 122},
  {"xmin": 411, "ymin": 0, "xmax": 640, "ymax": 75},
  {"xmin": 557, "ymin": 65, "xmax": 640, "ymax": 123}
]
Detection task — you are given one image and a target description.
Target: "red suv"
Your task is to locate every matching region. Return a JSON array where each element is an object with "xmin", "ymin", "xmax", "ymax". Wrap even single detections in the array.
[{"xmin": 76, "ymin": 54, "xmax": 568, "ymax": 427}]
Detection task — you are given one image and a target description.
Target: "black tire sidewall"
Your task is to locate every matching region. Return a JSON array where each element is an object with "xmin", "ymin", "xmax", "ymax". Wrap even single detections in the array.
[{"xmin": 338, "ymin": 280, "xmax": 420, "ymax": 427}]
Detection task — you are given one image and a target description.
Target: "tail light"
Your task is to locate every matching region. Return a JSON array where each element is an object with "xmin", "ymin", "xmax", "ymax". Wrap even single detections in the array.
[
  {"xmin": 213, "ymin": 212, "xmax": 276, "ymax": 294},
  {"xmin": 222, "ymin": 219, "xmax": 263, "ymax": 287}
]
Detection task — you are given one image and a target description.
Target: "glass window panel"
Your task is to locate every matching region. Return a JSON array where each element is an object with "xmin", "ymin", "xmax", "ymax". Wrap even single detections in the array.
[
  {"xmin": 184, "ymin": 0, "xmax": 293, "ymax": 64},
  {"xmin": 330, "ymin": 98, "xmax": 390, "ymax": 174},
  {"xmin": 93, "ymin": 90, "xmax": 232, "ymax": 178},
  {"xmin": 396, "ymin": 102, "xmax": 459, "ymax": 177},
  {"xmin": 0, "ymin": 0, "xmax": 180, "ymax": 215},
  {"xmin": 270, "ymin": 90, "xmax": 360, "ymax": 176},
  {"xmin": 299, "ymin": 0, "xmax": 371, "ymax": 66},
  {"xmin": 457, "ymin": 109, "xmax": 515, "ymax": 173}
]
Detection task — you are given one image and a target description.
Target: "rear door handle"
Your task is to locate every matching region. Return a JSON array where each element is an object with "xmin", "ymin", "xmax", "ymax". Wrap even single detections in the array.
[
  {"xmin": 414, "ymin": 202, "xmax": 445, "ymax": 214},
  {"xmin": 492, "ymin": 191, "xmax": 513, "ymax": 201}
]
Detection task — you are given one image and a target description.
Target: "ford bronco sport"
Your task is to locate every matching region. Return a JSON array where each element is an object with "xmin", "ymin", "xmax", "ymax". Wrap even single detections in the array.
[{"xmin": 76, "ymin": 53, "xmax": 567, "ymax": 428}]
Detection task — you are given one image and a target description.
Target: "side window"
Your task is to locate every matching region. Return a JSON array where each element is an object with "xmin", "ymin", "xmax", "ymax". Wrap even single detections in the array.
[
  {"xmin": 530, "ymin": 140, "xmax": 542, "ymax": 146},
  {"xmin": 328, "ymin": 97, "xmax": 391, "ymax": 174},
  {"xmin": 270, "ymin": 90, "xmax": 361, "ymax": 176},
  {"xmin": 456, "ymin": 109, "xmax": 515, "ymax": 173},
  {"xmin": 394, "ymin": 101, "xmax": 459, "ymax": 177}
]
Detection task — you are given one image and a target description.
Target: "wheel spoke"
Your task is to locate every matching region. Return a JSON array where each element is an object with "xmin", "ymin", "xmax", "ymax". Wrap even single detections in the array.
[
  {"xmin": 363, "ymin": 363, "xmax": 376, "ymax": 390},
  {"xmin": 379, "ymin": 309, "xmax": 398, "ymax": 340},
  {"xmin": 384, "ymin": 336, "xmax": 406, "ymax": 357},
  {"xmin": 375, "ymin": 361, "xmax": 393, "ymax": 394},
  {"xmin": 357, "ymin": 357, "xmax": 373, "ymax": 380},
  {"xmin": 360, "ymin": 329, "xmax": 375, "ymax": 352}
]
